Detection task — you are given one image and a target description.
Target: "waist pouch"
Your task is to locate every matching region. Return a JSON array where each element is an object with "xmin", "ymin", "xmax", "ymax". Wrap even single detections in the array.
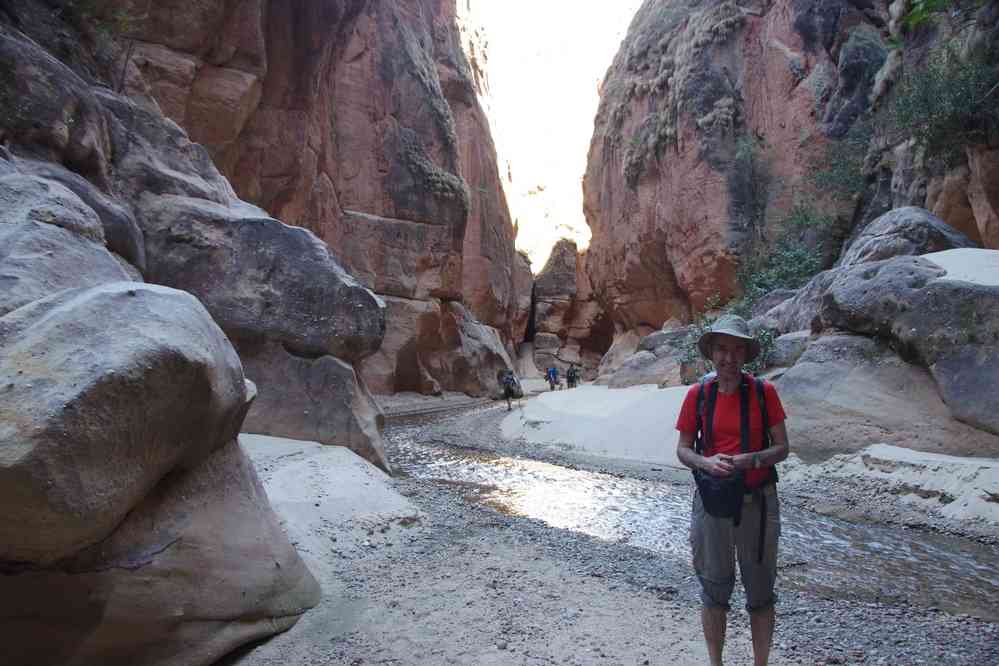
[{"xmin": 693, "ymin": 469, "xmax": 745, "ymax": 523}]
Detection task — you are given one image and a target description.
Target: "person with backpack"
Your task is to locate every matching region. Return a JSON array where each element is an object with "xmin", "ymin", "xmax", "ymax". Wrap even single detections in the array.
[
  {"xmin": 566, "ymin": 365, "xmax": 578, "ymax": 389},
  {"xmin": 501, "ymin": 369, "xmax": 518, "ymax": 411},
  {"xmin": 674, "ymin": 315, "xmax": 790, "ymax": 666}
]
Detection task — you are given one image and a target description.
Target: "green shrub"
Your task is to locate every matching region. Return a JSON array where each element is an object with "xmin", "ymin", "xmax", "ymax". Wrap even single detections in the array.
[
  {"xmin": 810, "ymin": 118, "xmax": 873, "ymax": 198},
  {"xmin": 889, "ymin": 46, "xmax": 999, "ymax": 168},
  {"xmin": 901, "ymin": 0, "xmax": 955, "ymax": 31},
  {"xmin": 737, "ymin": 237, "xmax": 824, "ymax": 305}
]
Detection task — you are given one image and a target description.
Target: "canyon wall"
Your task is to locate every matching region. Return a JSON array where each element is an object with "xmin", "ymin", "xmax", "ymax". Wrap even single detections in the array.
[
  {"xmin": 122, "ymin": 0, "xmax": 529, "ymax": 395},
  {"xmin": 583, "ymin": 0, "xmax": 892, "ymax": 335},
  {"xmin": 585, "ymin": 0, "xmax": 998, "ymax": 342}
]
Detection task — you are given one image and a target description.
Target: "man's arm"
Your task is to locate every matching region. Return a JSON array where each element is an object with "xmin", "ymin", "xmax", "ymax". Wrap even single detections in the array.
[
  {"xmin": 676, "ymin": 430, "xmax": 736, "ymax": 477},
  {"xmin": 731, "ymin": 421, "xmax": 790, "ymax": 471}
]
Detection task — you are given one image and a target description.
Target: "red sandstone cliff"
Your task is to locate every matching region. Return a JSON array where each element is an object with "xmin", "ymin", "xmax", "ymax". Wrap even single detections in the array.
[
  {"xmin": 583, "ymin": 0, "xmax": 888, "ymax": 333},
  {"xmin": 584, "ymin": 0, "xmax": 999, "ymax": 342},
  {"xmin": 532, "ymin": 239, "xmax": 613, "ymax": 379},
  {"xmin": 123, "ymin": 0, "xmax": 528, "ymax": 395}
]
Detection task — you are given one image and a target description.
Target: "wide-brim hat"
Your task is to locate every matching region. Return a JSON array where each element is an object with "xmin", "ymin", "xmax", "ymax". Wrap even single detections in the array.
[{"xmin": 696, "ymin": 314, "xmax": 761, "ymax": 363}]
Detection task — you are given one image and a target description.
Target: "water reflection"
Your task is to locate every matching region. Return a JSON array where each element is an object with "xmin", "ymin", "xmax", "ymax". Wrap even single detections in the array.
[{"xmin": 388, "ymin": 425, "xmax": 999, "ymax": 621}]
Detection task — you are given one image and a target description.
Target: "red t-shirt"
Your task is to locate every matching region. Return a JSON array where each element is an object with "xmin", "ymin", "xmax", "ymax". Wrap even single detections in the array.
[{"xmin": 675, "ymin": 377, "xmax": 787, "ymax": 488}]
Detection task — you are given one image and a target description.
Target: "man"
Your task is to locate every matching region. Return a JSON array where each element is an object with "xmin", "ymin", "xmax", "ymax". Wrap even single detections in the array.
[{"xmin": 675, "ymin": 315, "xmax": 789, "ymax": 666}]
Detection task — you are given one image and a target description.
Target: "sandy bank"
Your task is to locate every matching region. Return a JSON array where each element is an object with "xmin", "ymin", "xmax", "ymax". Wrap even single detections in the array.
[{"xmin": 501, "ymin": 384, "xmax": 687, "ymax": 468}]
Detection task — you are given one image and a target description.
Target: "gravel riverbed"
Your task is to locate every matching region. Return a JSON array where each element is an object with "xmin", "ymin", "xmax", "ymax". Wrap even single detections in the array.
[{"xmin": 230, "ymin": 401, "xmax": 999, "ymax": 665}]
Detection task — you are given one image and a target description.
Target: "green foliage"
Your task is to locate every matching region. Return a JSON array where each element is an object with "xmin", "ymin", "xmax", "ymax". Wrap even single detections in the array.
[
  {"xmin": 810, "ymin": 118, "xmax": 873, "ymax": 199},
  {"xmin": 888, "ymin": 46, "xmax": 999, "ymax": 168},
  {"xmin": 59, "ymin": 0, "xmax": 135, "ymax": 36},
  {"xmin": 737, "ymin": 236, "xmax": 824, "ymax": 306},
  {"xmin": 784, "ymin": 204, "xmax": 834, "ymax": 231},
  {"xmin": 901, "ymin": 0, "xmax": 955, "ymax": 31}
]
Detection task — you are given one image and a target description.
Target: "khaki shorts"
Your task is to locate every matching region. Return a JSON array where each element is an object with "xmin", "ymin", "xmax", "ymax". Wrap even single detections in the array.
[{"xmin": 690, "ymin": 485, "xmax": 780, "ymax": 612}]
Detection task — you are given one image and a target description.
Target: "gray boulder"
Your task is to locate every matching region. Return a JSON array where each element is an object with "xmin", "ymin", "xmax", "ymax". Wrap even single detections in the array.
[
  {"xmin": 818, "ymin": 256, "xmax": 947, "ymax": 338},
  {"xmin": 17, "ymin": 157, "xmax": 147, "ymax": 272},
  {"xmin": 778, "ymin": 333, "xmax": 999, "ymax": 461},
  {"xmin": 777, "ymin": 254, "xmax": 999, "ymax": 436},
  {"xmin": 137, "ymin": 193, "xmax": 384, "ymax": 362},
  {"xmin": 0, "ymin": 283, "xmax": 247, "ymax": 565},
  {"xmin": 1, "ymin": 438, "xmax": 320, "ymax": 665},
  {"xmin": 240, "ymin": 340, "xmax": 388, "ymax": 471},
  {"xmin": 839, "ymin": 206, "xmax": 977, "ymax": 267},
  {"xmin": 768, "ymin": 330, "xmax": 812, "ymax": 368},
  {"xmin": 0, "ymin": 169, "xmax": 132, "ymax": 316},
  {"xmin": 890, "ymin": 280, "xmax": 999, "ymax": 435}
]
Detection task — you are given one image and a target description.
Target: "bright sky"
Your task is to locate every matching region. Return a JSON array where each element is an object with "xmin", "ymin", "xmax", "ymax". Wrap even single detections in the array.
[{"xmin": 466, "ymin": 1, "xmax": 645, "ymax": 272}]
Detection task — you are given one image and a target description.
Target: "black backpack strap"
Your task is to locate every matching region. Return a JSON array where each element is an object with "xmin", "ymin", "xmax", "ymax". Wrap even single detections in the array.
[
  {"xmin": 739, "ymin": 376, "xmax": 750, "ymax": 455},
  {"xmin": 754, "ymin": 377, "xmax": 779, "ymax": 485},
  {"xmin": 694, "ymin": 378, "xmax": 718, "ymax": 456}
]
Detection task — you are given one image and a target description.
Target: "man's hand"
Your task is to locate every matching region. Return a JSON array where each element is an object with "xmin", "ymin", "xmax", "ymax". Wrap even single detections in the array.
[{"xmin": 700, "ymin": 454, "xmax": 735, "ymax": 477}]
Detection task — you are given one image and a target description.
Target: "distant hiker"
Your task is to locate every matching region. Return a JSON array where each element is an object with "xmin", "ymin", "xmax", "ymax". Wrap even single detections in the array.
[
  {"xmin": 546, "ymin": 366, "xmax": 559, "ymax": 391},
  {"xmin": 566, "ymin": 365, "xmax": 578, "ymax": 389},
  {"xmin": 675, "ymin": 315, "xmax": 789, "ymax": 666},
  {"xmin": 501, "ymin": 369, "xmax": 518, "ymax": 411}
]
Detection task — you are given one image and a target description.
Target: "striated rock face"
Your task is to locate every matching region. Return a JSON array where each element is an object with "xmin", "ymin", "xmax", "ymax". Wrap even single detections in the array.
[
  {"xmin": 124, "ymin": 0, "xmax": 528, "ymax": 395},
  {"xmin": 583, "ymin": 0, "xmax": 890, "ymax": 333},
  {"xmin": 533, "ymin": 239, "xmax": 613, "ymax": 379}
]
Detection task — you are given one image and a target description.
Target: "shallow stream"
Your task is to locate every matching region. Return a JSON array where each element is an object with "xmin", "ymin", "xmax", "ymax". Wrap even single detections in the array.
[{"xmin": 388, "ymin": 420, "xmax": 999, "ymax": 622}]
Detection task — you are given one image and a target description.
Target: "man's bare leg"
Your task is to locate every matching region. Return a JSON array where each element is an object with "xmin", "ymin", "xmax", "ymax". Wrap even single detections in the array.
[
  {"xmin": 749, "ymin": 606, "xmax": 775, "ymax": 666},
  {"xmin": 702, "ymin": 606, "xmax": 727, "ymax": 666}
]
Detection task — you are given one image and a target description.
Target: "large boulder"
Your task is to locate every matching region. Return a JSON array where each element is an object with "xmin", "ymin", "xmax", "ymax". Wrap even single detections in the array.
[
  {"xmin": 0, "ymin": 283, "xmax": 246, "ymax": 565},
  {"xmin": 423, "ymin": 302, "xmax": 518, "ymax": 398},
  {"xmin": 137, "ymin": 194, "xmax": 384, "ymax": 362},
  {"xmin": 0, "ymin": 167, "xmax": 133, "ymax": 316},
  {"xmin": 838, "ymin": 206, "xmax": 977, "ymax": 267},
  {"xmin": 239, "ymin": 340, "xmax": 387, "ymax": 471},
  {"xmin": 359, "ymin": 297, "xmax": 516, "ymax": 399},
  {"xmin": 1, "ymin": 437, "xmax": 320, "ymax": 665},
  {"xmin": 605, "ymin": 327, "xmax": 691, "ymax": 388},
  {"xmin": 134, "ymin": 193, "xmax": 388, "ymax": 466},
  {"xmin": 777, "ymin": 333, "xmax": 999, "ymax": 461},
  {"xmin": 0, "ymin": 283, "xmax": 319, "ymax": 661},
  {"xmin": 768, "ymin": 250, "xmax": 999, "ymax": 436}
]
